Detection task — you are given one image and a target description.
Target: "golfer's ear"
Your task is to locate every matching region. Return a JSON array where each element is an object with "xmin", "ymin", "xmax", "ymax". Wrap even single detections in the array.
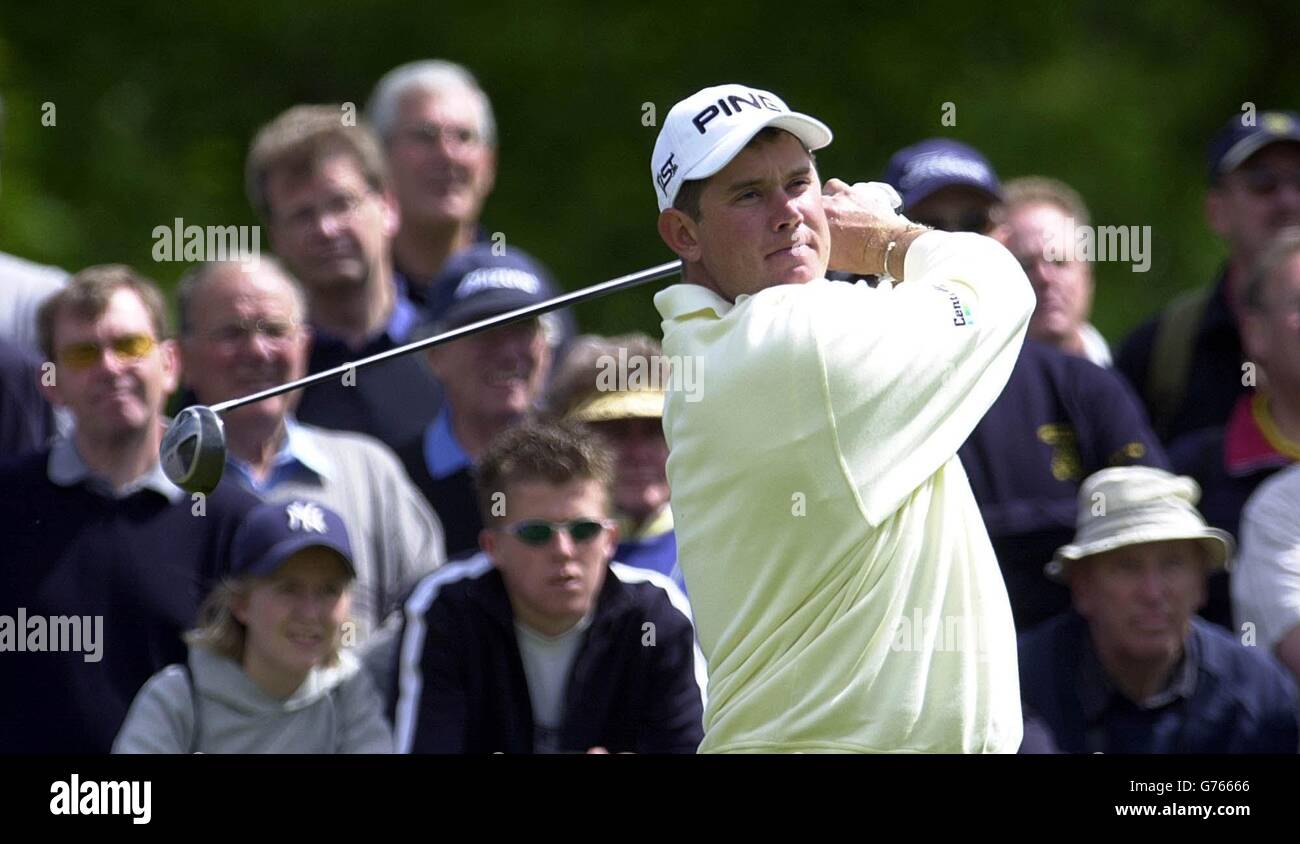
[{"xmin": 658, "ymin": 209, "xmax": 702, "ymax": 262}]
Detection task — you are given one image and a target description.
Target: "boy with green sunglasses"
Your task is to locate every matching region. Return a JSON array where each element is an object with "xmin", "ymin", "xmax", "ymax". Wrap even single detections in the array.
[{"xmin": 386, "ymin": 419, "xmax": 705, "ymax": 754}]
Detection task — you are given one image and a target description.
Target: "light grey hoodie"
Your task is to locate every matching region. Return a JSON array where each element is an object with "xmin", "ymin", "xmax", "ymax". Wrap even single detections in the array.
[{"xmin": 112, "ymin": 646, "xmax": 392, "ymax": 754}]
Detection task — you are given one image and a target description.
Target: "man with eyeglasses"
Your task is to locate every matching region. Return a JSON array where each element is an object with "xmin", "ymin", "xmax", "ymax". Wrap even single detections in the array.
[
  {"xmin": 0, "ymin": 265, "xmax": 259, "ymax": 752},
  {"xmin": 1119, "ymin": 111, "xmax": 1300, "ymax": 445},
  {"xmin": 366, "ymin": 61, "xmax": 498, "ymax": 309},
  {"xmin": 176, "ymin": 258, "xmax": 446, "ymax": 644},
  {"xmin": 365, "ymin": 60, "xmax": 577, "ymax": 348},
  {"xmin": 244, "ymin": 105, "xmax": 443, "ymax": 453},
  {"xmin": 390, "ymin": 419, "xmax": 704, "ymax": 753},
  {"xmin": 1000, "ymin": 176, "xmax": 1112, "ymax": 368},
  {"xmin": 878, "ymin": 139, "xmax": 1169, "ymax": 632}
]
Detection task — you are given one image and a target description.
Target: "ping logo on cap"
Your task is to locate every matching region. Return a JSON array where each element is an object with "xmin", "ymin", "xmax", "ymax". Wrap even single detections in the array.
[
  {"xmin": 691, "ymin": 90, "xmax": 785, "ymax": 135},
  {"xmin": 286, "ymin": 501, "xmax": 328, "ymax": 534}
]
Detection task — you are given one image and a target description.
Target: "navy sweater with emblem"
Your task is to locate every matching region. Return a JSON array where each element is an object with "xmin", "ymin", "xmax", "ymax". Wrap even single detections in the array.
[
  {"xmin": 0, "ymin": 449, "xmax": 258, "ymax": 753},
  {"xmin": 959, "ymin": 340, "xmax": 1169, "ymax": 630}
]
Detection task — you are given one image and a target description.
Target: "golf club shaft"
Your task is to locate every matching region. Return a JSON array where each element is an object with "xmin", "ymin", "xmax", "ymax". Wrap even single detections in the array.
[{"xmin": 209, "ymin": 260, "xmax": 682, "ymax": 415}]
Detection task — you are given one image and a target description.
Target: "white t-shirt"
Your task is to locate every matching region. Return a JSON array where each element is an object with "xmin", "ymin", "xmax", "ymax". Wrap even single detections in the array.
[
  {"xmin": 515, "ymin": 615, "xmax": 592, "ymax": 753},
  {"xmin": 1233, "ymin": 463, "xmax": 1300, "ymax": 653},
  {"xmin": 654, "ymin": 231, "xmax": 1033, "ymax": 753},
  {"xmin": 1078, "ymin": 322, "xmax": 1113, "ymax": 368}
]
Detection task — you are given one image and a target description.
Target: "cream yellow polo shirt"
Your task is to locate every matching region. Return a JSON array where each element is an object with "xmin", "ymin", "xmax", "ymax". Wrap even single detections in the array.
[{"xmin": 655, "ymin": 231, "xmax": 1033, "ymax": 753}]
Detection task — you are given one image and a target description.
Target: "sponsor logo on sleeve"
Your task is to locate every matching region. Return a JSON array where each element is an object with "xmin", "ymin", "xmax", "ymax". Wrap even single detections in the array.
[{"xmin": 935, "ymin": 284, "xmax": 974, "ymax": 327}]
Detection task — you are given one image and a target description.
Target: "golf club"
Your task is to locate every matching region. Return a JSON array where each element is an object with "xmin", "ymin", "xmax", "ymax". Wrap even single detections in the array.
[{"xmin": 160, "ymin": 259, "xmax": 682, "ymax": 494}]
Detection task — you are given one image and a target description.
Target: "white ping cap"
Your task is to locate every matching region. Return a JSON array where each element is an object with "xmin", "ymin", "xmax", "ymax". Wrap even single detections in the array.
[{"xmin": 650, "ymin": 83, "xmax": 833, "ymax": 212}]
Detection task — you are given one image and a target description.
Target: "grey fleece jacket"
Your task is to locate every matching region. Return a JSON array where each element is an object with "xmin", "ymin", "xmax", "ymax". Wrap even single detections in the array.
[{"xmin": 112, "ymin": 646, "xmax": 392, "ymax": 754}]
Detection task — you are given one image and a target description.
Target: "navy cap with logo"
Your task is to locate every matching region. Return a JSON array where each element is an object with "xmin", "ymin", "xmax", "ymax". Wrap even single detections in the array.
[
  {"xmin": 423, "ymin": 244, "xmax": 560, "ymax": 333},
  {"xmin": 1206, "ymin": 110, "xmax": 1300, "ymax": 182},
  {"xmin": 230, "ymin": 499, "xmax": 355, "ymax": 579},
  {"xmin": 882, "ymin": 138, "xmax": 1002, "ymax": 211}
]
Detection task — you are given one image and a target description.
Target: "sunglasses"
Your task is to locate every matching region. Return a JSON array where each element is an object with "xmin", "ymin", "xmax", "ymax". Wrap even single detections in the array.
[
  {"xmin": 500, "ymin": 518, "xmax": 609, "ymax": 547},
  {"xmin": 57, "ymin": 333, "xmax": 157, "ymax": 370},
  {"xmin": 1236, "ymin": 169, "xmax": 1300, "ymax": 196}
]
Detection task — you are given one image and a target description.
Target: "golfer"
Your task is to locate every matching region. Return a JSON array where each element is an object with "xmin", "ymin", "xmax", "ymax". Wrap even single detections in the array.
[{"xmin": 651, "ymin": 84, "xmax": 1034, "ymax": 752}]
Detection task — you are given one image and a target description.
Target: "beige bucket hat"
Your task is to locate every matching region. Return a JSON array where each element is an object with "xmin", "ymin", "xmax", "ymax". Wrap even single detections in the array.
[{"xmin": 1045, "ymin": 466, "xmax": 1234, "ymax": 582}]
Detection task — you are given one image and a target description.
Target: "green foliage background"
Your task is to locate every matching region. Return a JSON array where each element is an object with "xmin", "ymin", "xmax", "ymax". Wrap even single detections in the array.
[{"xmin": 1, "ymin": 0, "xmax": 1297, "ymax": 343}]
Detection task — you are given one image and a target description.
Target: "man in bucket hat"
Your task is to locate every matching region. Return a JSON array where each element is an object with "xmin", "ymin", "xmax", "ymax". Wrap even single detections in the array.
[
  {"xmin": 546, "ymin": 333, "xmax": 682, "ymax": 592},
  {"xmin": 1019, "ymin": 466, "xmax": 1298, "ymax": 753}
]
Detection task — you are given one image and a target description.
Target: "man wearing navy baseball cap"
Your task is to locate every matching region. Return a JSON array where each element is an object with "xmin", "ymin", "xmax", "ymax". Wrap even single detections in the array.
[
  {"xmin": 423, "ymin": 242, "xmax": 575, "ymax": 344},
  {"xmin": 1118, "ymin": 110, "xmax": 1300, "ymax": 444},
  {"xmin": 882, "ymin": 138, "xmax": 1003, "ymax": 232},
  {"xmin": 651, "ymin": 83, "xmax": 1035, "ymax": 753},
  {"xmin": 397, "ymin": 248, "xmax": 557, "ymax": 558}
]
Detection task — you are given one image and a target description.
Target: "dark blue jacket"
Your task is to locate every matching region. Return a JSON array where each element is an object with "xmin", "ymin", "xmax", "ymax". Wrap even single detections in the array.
[
  {"xmin": 1019, "ymin": 611, "xmax": 1298, "ymax": 754},
  {"xmin": 296, "ymin": 329, "xmax": 443, "ymax": 456},
  {"xmin": 394, "ymin": 441, "xmax": 480, "ymax": 560},
  {"xmin": 390, "ymin": 555, "xmax": 704, "ymax": 754},
  {"xmin": 1117, "ymin": 268, "xmax": 1248, "ymax": 445},
  {"xmin": 959, "ymin": 340, "xmax": 1168, "ymax": 629}
]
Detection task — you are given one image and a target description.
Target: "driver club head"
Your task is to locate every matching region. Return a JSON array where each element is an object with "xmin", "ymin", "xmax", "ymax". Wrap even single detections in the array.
[{"xmin": 161, "ymin": 405, "xmax": 227, "ymax": 495}]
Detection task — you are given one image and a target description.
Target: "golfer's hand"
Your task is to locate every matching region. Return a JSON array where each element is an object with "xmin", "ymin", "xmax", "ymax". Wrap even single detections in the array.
[{"xmin": 822, "ymin": 179, "xmax": 927, "ymax": 279}]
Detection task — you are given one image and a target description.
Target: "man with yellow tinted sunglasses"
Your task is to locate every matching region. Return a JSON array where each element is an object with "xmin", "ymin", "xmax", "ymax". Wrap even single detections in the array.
[{"xmin": 0, "ymin": 265, "xmax": 259, "ymax": 753}]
